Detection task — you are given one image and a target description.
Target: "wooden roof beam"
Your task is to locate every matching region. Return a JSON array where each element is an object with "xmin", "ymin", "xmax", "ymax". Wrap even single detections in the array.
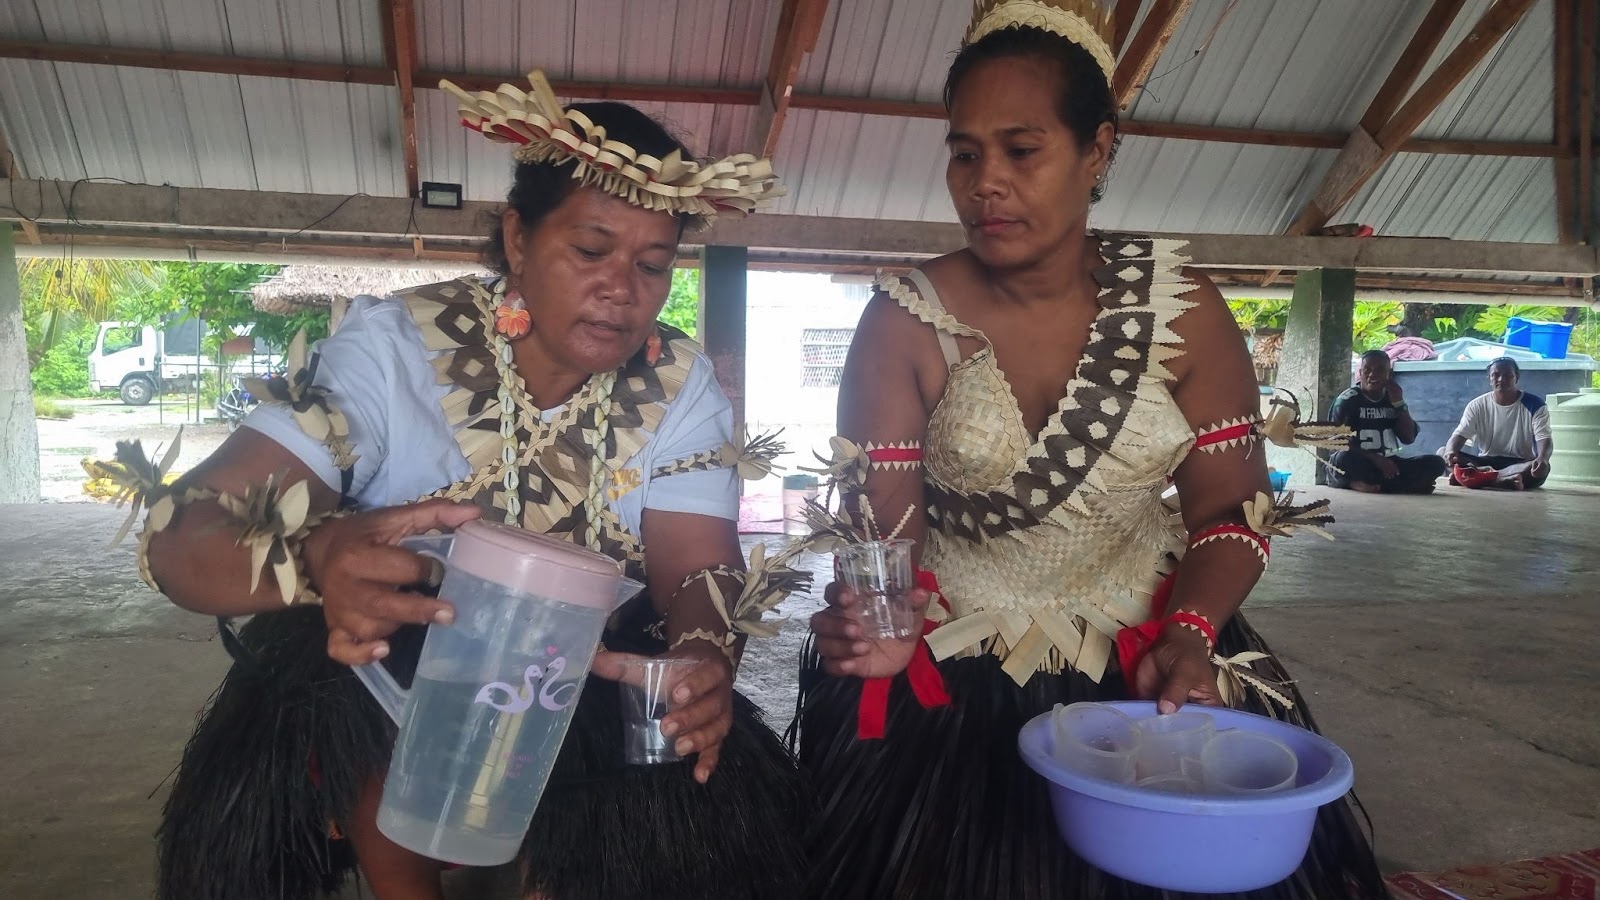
[
  {"xmin": 0, "ymin": 129, "xmax": 41, "ymax": 244},
  {"xmin": 1111, "ymin": 0, "xmax": 1142, "ymax": 55},
  {"xmin": 7, "ymin": 179, "xmax": 1595, "ymax": 277},
  {"xmin": 1113, "ymin": 0, "xmax": 1194, "ymax": 110},
  {"xmin": 1579, "ymin": 0, "xmax": 1596, "ymax": 247},
  {"xmin": 753, "ymin": 0, "xmax": 829, "ymax": 158},
  {"xmin": 382, "ymin": 0, "xmax": 421, "ymax": 198},
  {"xmin": 0, "ymin": 39, "xmax": 394, "ymax": 84},
  {"xmin": 1552, "ymin": 0, "xmax": 1577, "ymax": 245},
  {"xmin": 0, "ymin": 39, "xmax": 1562, "ymax": 160},
  {"xmin": 1284, "ymin": 0, "xmax": 1537, "ymax": 237},
  {"xmin": 1258, "ymin": 0, "xmax": 1465, "ymax": 284}
]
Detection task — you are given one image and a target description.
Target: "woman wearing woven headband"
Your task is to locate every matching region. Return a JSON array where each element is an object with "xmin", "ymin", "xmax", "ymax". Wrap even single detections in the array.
[
  {"xmin": 119, "ymin": 75, "xmax": 806, "ymax": 900},
  {"xmin": 794, "ymin": 2, "xmax": 1386, "ymax": 897}
]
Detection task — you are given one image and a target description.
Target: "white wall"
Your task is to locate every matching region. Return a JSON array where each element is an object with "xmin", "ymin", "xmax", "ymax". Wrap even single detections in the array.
[{"xmin": 742, "ymin": 271, "xmax": 870, "ymax": 496}]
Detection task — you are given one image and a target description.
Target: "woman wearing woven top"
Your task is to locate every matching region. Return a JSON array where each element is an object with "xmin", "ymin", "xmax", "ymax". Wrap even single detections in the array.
[
  {"xmin": 794, "ymin": 1, "xmax": 1387, "ymax": 897},
  {"xmin": 128, "ymin": 79, "xmax": 806, "ymax": 900}
]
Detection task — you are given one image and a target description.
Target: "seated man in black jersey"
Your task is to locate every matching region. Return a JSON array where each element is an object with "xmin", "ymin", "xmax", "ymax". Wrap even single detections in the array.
[{"xmin": 1327, "ymin": 350, "xmax": 1447, "ymax": 494}]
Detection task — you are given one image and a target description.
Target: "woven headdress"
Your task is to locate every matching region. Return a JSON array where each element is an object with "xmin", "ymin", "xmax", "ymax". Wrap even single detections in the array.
[
  {"xmin": 964, "ymin": 0, "xmax": 1117, "ymax": 84},
  {"xmin": 440, "ymin": 71, "xmax": 784, "ymax": 224}
]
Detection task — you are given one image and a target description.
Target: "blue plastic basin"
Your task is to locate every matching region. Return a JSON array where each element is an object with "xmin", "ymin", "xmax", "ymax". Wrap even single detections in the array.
[{"xmin": 1017, "ymin": 701, "xmax": 1355, "ymax": 894}]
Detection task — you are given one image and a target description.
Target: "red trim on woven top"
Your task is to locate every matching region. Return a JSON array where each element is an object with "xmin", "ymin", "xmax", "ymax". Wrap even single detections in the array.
[
  {"xmin": 1192, "ymin": 422, "xmax": 1256, "ymax": 450},
  {"xmin": 866, "ymin": 446, "xmax": 924, "ymax": 464},
  {"xmin": 856, "ymin": 568, "xmax": 950, "ymax": 740}
]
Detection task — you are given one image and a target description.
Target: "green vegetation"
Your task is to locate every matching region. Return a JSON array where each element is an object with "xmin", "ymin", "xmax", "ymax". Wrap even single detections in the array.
[{"xmin": 32, "ymin": 397, "xmax": 74, "ymax": 420}]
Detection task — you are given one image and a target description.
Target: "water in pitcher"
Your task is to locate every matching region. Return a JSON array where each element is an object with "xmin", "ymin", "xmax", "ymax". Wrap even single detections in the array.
[{"xmin": 377, "ymin": 660, "xmax": 584, "ymax": 865}]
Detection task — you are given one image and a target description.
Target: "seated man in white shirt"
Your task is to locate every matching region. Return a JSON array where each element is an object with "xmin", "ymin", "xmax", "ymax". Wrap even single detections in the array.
[{"xmin": 1441, "ymin": 357, "xmax": 1554, "ymax": 490}]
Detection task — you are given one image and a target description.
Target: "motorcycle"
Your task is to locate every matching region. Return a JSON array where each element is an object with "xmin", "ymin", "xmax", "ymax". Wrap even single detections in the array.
[{"xmin": 215, "ymin": 369, "xmax": 282, "ymax": 431}]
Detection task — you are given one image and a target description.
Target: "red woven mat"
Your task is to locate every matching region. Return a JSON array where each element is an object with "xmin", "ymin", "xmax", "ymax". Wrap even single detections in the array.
[{"xmin": 1386, "ymin": 849, "xmax": 1600, "ymax": 899}]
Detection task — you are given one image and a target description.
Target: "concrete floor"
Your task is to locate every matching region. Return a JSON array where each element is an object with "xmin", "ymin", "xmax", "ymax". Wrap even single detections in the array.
[{"xmin": 2, "ymin": 485, "xmax": 1599, "ymax": 898}]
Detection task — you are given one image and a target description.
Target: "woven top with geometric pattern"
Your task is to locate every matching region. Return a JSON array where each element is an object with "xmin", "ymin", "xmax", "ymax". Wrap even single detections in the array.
[
  {"xmin": 393, "ymin": 276, "xmax": 726, "ymax": 582},
  {"xmin": 882, "ymin": 233, "xmax": 1203, "ymax": 686}
]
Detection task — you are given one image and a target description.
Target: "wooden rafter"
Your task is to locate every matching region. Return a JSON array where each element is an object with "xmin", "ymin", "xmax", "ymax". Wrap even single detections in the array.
[
  {"xmin": 0, "ymin": 129, "xmax": 41, "ymax": 244},
  {"xmin": 1283, "ymin": 0, "xmax": 1537, "ymax": 237},
  {"xmin": 1113, "ymin": 0, "xmax": 1193, "ymax": 110},
  {"xmin": 1579, "ymin": 0, "xmax": 1596, "ymax": 246},
  {"xmin": 0, "ymin": 37, "xmax": 1564, "ymax": 163},
  {"xmin": 383, "ymin": 0, "xmax": 421, "ymax": 198},
  {"xmin": 755, "ymin": 0, "xmax": 829, "ymax": 158},
  {"xmin": 1359, "ymin": 0, "xmax": 1467, "ymax": 137},
  {"xmin": 1111, "ymin": 0, "xmax": 1142, "ymax": 54},
  {"xmin": 1554, "ymin": 0, "xmax": 1577, "ymax": 245}
]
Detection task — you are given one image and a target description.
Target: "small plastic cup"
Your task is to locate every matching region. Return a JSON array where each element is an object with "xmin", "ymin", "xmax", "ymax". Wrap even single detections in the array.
[
  {"xmin": 618, "ymin": 657, "xmax": 704, "ymax": 765},
  {"xmin": 1134, "ymin": 711, "xmax": 1215, "ymax": 780},
  {"xmin": 1050, "ymin": 702, "xmax": 1141, "ymax": 784},
  {"xmin": 835, "ymin": 539, "xmax": 916, "ymax": 639},
  {"xmin": 1136, "ymin": 772, "xmax": 1206, "ymax": 794},
  {"xmin": 1200, "ymin": 728, "xmax": 1299, "ymax": 794}
]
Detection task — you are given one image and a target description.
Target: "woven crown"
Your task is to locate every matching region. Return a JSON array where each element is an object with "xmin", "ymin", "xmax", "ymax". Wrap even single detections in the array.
[
  {"xmin": 964, "ymin": 0, "xmax": 1117, "ymax": 83},
  {"xmin": 440, "ymin": 70, "xmax": 785, "ymax": 225}
]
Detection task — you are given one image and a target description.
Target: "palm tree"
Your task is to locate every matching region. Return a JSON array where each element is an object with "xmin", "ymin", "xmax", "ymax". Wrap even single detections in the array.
[{"xmin": 20, "ymin": 258, "xmax": 163, "ymax": 365}]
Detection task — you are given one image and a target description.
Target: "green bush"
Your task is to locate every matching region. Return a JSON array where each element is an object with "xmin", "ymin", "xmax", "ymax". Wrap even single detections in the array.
[
  {"xmin": 30, "ymin": 337, "xmax": 93, "ymax": 398},
  {"xmin": 33, "ymin": 397, "xmax": 75, "ymax": 419}
]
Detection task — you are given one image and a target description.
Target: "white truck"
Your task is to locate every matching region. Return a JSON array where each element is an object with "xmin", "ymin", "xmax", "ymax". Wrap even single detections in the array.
[{"xmin": 87, "ymin": 318, "xmax": 274, "ymax": 406}]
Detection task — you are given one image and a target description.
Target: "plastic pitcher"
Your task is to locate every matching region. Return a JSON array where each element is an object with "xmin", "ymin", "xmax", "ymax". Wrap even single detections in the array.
[{"xmin": 353, "ymin": 520, "xmax": 643, "ymax": 866}]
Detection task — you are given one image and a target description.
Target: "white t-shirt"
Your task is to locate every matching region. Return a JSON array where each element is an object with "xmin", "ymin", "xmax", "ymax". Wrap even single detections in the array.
[
  {"xmin": 1450, "ymin": 391, "xmax": 1552, "ymax": 461},
  {"xmin": 243, "ymin": 294, "xmax": 738, "ymax": 534}
]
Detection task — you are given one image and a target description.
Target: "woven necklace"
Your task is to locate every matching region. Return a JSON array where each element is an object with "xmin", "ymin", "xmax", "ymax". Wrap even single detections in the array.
[{"xmin": 488, "ymin": 279, "xmax": 615, "ymax": 550}]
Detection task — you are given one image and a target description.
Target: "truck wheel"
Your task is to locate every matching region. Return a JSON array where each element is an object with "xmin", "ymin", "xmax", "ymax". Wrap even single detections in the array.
[{"xmin": 120, "ymin": 376, "xmax": 155, "ymax": 406}]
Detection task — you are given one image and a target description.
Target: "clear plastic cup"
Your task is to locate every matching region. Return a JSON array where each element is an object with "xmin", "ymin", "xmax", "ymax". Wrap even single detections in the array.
[
  {"xmin": 1136, "ymin": 772, "xmax": 1206, "ymax": 794},
  {"xmin": 1134, "ymin": 711, "xmax": 1215, "ymax": 780},
  {"xmin": 618, "ymin": 657, "xmax": 705, "ymax": 765},
  {"xmin": 1200, "ymin": 728, "xmax": 1299, "ymax": 794},
  {"xmin": 835, "ymin": 539, "xmax": 916, "ymax": 639},
  {"xmin": 1050, "ymin": 702, "xmax": 1142, "ymax": 784}
]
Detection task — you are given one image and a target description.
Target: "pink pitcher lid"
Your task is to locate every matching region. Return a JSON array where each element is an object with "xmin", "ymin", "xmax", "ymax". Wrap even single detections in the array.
[{"xmin": 448, "ymin": 519, "xmax": 623, "ymax": 611}]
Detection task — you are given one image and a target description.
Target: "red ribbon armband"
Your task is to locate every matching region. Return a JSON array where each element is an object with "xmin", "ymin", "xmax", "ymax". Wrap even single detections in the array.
[
  {"xmin": 864, "ymin": 441, "xmax": 923, "ymax": 470},
  {"xmin": 1114, "ymin": 572, "xmax": 1221, "ymax": 681},
  {"xmin": 856, "ymin": 566, "xmax": 951, "ymax": 740},
  {"xmin": 1188, "ymin": 522, "xmax": 1270, "ymax": 565}
]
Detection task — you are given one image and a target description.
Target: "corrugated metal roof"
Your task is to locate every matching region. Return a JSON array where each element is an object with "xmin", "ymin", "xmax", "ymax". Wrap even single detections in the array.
[
  {"xmin": 0, "ymin": 0, "xmax": 1574, "ymax": 248},
  {"xmin": 6, "ymin": 0, "xmax": 386, "ymax": 66},
  {"xmin": 0, "ymin": 59, "xmax": 404, "ymax": 195},
  {"xmin": 417, "ymin": 0, "xmax": 779, "ymax": 86}
]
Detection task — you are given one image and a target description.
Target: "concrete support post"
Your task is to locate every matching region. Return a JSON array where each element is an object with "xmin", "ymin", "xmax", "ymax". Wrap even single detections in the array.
[
  {"xmin": 701, "ymin": 245, "xmax": 748, "ymax": 440},
  {"xmin": 0, "ymin": 224, "xmax": 41, "ymax": 502},
  {"xmin": 1278, "ymin": 267, "xmax": 1354, "ymax": 485}
]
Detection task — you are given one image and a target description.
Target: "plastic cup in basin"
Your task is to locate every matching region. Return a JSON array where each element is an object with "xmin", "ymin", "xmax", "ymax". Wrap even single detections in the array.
[
  {"xmin": 1201, "ymin": 728, "xmax": 1298, "ymax": 794},
  {"xmin": 1136, "ymin": 772, "xmax": 1205, "ymax": 794},
  {"xmin": 1050, "ymin": 702, "xmax": 1141, "ymax": 784},
  {"xmin": 1133, "ymin": 711, "xmax": 1214, "ymax": 780}
]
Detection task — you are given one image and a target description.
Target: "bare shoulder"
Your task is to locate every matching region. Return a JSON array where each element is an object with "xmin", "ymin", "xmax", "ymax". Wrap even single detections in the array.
[
  {"xmin": 1166, "ymin": 268, "xmax": 1252, "ymax": 386},
  {"xmin": 1171, "ymin": 268, "xmax": 1239, "ymax": 343}
]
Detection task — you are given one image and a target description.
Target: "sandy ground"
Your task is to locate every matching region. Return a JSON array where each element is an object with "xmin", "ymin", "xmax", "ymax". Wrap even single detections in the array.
[{"xmin": 34, "ymin": 398, "xmax": 231, "ymax": 503}]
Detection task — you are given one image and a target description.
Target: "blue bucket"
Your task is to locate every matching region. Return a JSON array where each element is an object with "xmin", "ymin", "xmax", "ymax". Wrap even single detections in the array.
[
  {"xmin": 1528, "ymin": 322, "xmax": 1574, "ymax": 360},
  {"xmin": 1018, "ymin": 702, "xmax": 1355, "ymax": 894},
  {"xmin": 1268, "ymin": 470, "xmax": 1289, "ymax": 492},
  {"xmin": 1503, "ymin": 316, "xmax": 1534, "ymax": 349}
]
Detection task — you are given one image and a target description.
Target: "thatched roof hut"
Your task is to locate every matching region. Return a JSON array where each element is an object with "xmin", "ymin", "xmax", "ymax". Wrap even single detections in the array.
[{"xmin": 250, "ymin": 265, "xmax": 482, "ymax": 317}]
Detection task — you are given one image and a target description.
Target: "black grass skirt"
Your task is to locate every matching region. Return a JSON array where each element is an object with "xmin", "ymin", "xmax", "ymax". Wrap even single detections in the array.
[
  {"xmin": 790, "ymin": 613, "xmax": 1390, "ymax": 900},
  {"xmin": 157, "ymin": 601, "xmax": 808, "ymax": 900}
]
